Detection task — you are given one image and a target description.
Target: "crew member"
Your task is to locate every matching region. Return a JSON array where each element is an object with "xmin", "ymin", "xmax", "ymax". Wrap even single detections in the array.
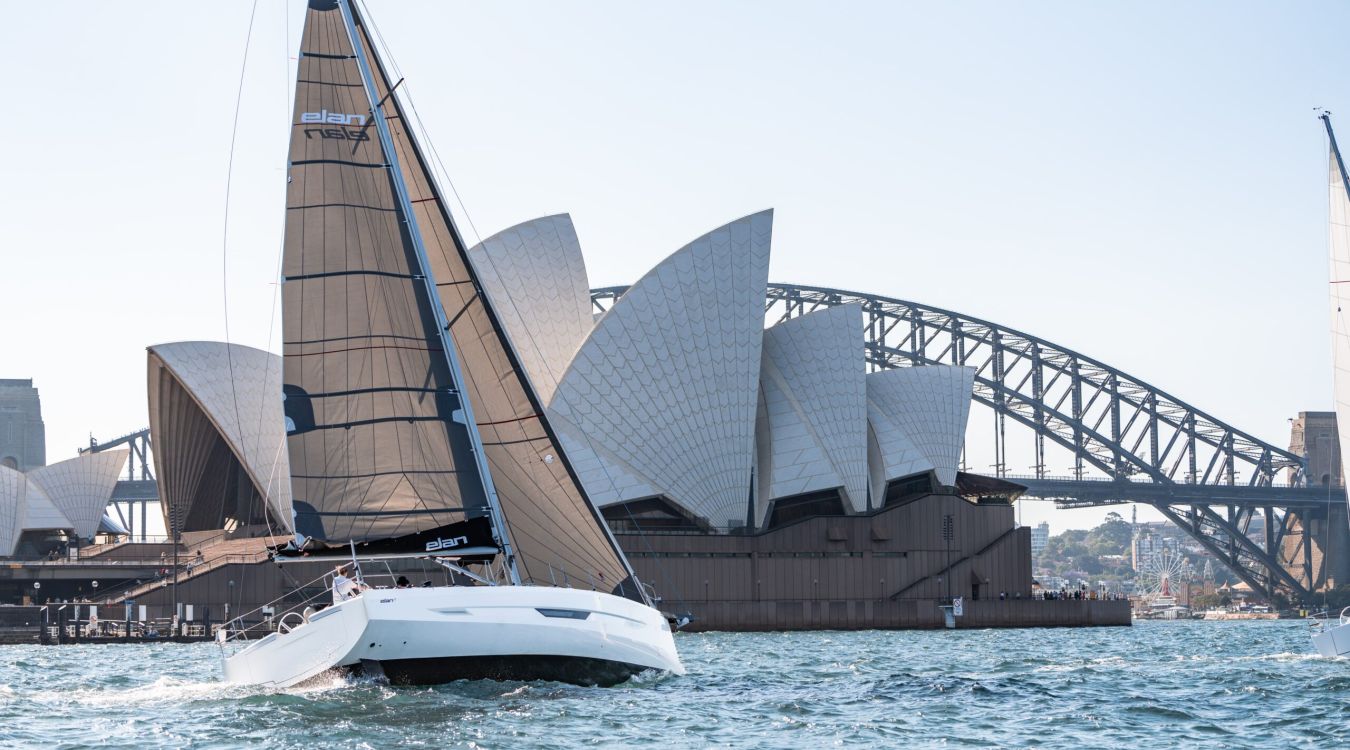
[{"xmin": 331, "ymin": 564, "xmax": 364, "ymax": 603}]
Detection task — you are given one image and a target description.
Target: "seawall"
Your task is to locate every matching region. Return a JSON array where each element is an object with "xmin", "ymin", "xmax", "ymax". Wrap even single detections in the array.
[{"xmin": 678, "ymin": 598, "xmax": 1131, "ymax": 631}]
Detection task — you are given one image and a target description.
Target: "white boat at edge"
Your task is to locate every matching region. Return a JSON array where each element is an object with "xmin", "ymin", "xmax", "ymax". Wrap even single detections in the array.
[
  {"xmin": 1312, "ymin": 607, "xmax": 1350, "ymax": 658},
  {"xmin": 223, "ymin": 586, "xmax": 684, "ymax": 688}
]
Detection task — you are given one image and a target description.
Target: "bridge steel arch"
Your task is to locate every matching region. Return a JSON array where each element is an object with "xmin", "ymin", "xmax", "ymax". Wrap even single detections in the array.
[{"xmin": 590, "ymin": 283, "xmax": 1335, "ymax": 603}]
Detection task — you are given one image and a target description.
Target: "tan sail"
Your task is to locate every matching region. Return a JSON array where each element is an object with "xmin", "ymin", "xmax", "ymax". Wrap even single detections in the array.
[{"xmin": 280, "ymin": 2, "xmax": 487, "ymax": 543}]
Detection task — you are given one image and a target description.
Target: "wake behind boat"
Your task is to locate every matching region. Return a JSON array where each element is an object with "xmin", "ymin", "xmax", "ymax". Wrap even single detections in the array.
[{"xmin": 217, "ymin": 0, "xmax": 684, "ymax": 687}]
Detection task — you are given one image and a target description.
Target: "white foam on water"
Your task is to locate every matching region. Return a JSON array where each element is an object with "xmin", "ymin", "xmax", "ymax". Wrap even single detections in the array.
[
  {"xmin": 1237, "ymin": 651, "xmax": 1328, "ymax": 664},
  {"xmin": 284, "ymin": 668, "xmax": 359, "ymax": 694},
  {"xmin": 27, "ymin": 675, "xmax": 257, "ymax": 709},
  {"xmin": 626, "ymin": 667, "xmax": 672, "ymax": 686},
  {"xmin": 1032, "ymin": 663, "xmax": 1079, "ymax": 673}
]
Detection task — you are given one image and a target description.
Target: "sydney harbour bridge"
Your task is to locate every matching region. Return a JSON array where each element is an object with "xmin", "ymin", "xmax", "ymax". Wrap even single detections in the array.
[
  {"xmin": 82, "ymin": 283, "xmax": 1345, "ymax": 604},
  {"xmin": 592, "ymin": 283, "xmax": 1347, "ymax": 604}
]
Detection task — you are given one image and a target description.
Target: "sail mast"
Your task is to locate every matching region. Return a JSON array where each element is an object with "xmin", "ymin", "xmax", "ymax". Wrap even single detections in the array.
[
  {"xmin": 335, "ymin": 0, "xmax": 520, "ymax": 584},
  {"xmin": 1323, "ymin": 113, "xmax": 1350, "ymax": 194}
]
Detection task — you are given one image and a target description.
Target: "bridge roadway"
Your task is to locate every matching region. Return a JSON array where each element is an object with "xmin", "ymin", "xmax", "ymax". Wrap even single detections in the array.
[{"xmin": 1014, "ymin": 477, "xmax": 1346, "ymax": 510}]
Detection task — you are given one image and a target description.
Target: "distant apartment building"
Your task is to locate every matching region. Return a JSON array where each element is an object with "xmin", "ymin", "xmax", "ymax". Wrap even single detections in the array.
[
  {"xmin": 1030, "ymin": 521, "xmax": 1050, "ymax": 557},
  {"xmin": 0, "ymin": 379, "xmax": 45, "ymax": 471},
  {"xmin": 1132, "ymin": 530, "xmax": 1179, "ymax": 572},
  {"xmin": 1039, "ymin": 576, "xmax": 1068, "ymax": 592}
]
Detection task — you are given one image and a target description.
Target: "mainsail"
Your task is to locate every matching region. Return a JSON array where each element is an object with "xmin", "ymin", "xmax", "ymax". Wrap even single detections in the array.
[
  {"xmin": 280, "ymin": 0, "xmax": 487, "ymax": 546},
  {"xmin": 281, "ymin": 0, "xmax": 643, "ymax": 599},
  {"xmin": 1325, "ymin": 113, "xmax": 1350, "ymax": 508}
]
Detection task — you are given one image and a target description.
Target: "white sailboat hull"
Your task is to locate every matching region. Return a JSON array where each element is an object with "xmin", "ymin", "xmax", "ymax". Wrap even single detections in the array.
[
  {"xmin": 1313, "ymin": 618, "xmax": 1350, "ymax": 658},
  {"xmin": 222, "ymin": 586, "xmax": 685, "ymax": 688}
]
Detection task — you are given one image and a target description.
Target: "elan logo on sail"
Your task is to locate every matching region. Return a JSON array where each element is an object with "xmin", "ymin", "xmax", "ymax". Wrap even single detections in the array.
[
  {"xmin": 426, "ymin": 535, "xmax": 470, "ymax": 552},
  {"xmin": 300, "ymin": 109, "xmax": 367, "ymax": 126}
]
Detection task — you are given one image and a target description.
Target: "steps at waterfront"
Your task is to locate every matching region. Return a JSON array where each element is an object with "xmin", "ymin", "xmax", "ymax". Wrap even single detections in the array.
[{"xmin": 101, "ymin": 537, "xmax": 271, "ymax": 604}]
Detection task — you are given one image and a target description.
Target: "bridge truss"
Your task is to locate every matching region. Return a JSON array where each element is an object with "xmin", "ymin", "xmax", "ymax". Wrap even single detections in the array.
[{"xmin": 591, "ymin": 283, "xmax": 1341, "ymax": 603}]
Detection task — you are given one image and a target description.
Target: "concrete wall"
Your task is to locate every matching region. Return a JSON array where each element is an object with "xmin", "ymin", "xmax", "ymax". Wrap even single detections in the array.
[
  {"xmin": 48, "ymin": 492, "xmax": 1119, "ymax": 631},
  {"xmin": 615, "ymin": 492, "xmax": 1051, "ymax": 629},
  {"xmin": 679, "ymin": 598, "xmax": 1130, "ymax": 631}
]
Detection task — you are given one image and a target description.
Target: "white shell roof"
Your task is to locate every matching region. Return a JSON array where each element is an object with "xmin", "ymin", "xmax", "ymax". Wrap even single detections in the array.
[
  {"xmin": 20, "ymin": 475, "xmax": 73, "ymax": 532},
  {"xmin": 551, "ymin": 210, "xmax": 774, "ymax": 527},
  {"xmin": 551, "ymin": 415, "xmax": 661, "ymax": 506},
  {"xmin": 866, "ymin": 365, "xmax": 975, "ymax": 488},
  {"xmin": 26, "ymin": 450, "xmax": 128, "ymax": 540},
  {"xmin": 867, "ymin": 382, "xmax": 936, "ymax": 498},
  {"xmin": 147, "ymin": 341, "xmax": 292, "ymax": 531},
  {"xmin": 0, "ymin": 466, "xmax": 25, "ymax": 556},
  {"xmin": 468, "ymin": 214, "xmax": 596, "ymax": 403},
  {"xmin": 759, "ymin": 304, "xmax": 869, "ymax": 517}
]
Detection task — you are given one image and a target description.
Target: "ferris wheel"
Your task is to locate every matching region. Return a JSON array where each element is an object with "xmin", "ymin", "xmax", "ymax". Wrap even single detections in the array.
[{"xmin": 1137, "ymin": 548, "xmax": 1188, "ymax": 602}]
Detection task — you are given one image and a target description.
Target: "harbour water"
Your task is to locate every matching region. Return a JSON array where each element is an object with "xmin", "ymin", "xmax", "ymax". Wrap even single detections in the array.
[{"xmin": 0, "ymin": 621, "xmax": 1342, "ymax": 749}]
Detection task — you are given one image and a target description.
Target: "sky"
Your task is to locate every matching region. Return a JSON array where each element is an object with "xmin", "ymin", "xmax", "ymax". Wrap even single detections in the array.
[{"xmin": 2, "ymin": 1, "xmax": 1348, "ymax": 535}]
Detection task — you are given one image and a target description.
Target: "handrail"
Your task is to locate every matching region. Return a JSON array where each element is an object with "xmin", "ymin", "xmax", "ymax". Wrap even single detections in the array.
[
  {"xmin": 218, "ymin": 568, "xmax": 336, "ymax": 645},
  {"xmin": 215, "ymin": 562, "xmax": 518, "ymax": 647},
  {"xmin": 101, "ymin": 550, "xmax": 271, "ymax": 604}
]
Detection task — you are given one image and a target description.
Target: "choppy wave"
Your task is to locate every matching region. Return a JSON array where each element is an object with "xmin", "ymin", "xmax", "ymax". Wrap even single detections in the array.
[{"xmin": 0, "ymin": 621, "xmax": 1343, "ymax": 749}]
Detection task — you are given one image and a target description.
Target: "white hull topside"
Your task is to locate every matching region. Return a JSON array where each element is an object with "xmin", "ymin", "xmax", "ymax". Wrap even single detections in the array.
[
  {"xmin": 222, "ymin": 585, "xmax": 685, "ymax": 689},
  {"xmin": 1313, "ymin": 619, "xmax": 1350, "ymax": 658}
]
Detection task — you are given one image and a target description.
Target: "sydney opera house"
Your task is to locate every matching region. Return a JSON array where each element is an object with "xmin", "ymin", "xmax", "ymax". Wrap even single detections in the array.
[
  {"xmin": 0, "ymin": 452, "xmax": 129, "ymax": 558},
  {"xmin": 91, "ymin": 209, "xmax": 1131, "ymax": 631}
]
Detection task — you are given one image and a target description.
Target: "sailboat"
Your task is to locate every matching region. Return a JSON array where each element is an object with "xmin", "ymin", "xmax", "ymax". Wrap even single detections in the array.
[
  {"xmin": 219, "ymin": 0, "xmax": 684, "ymax": 687},
  {"xmin": 1313, "ymin": 111, "xmax": 1350, "ymax": 658}
]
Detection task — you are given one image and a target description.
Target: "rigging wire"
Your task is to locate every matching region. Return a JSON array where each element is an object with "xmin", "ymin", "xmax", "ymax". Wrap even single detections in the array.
[
  {"xmin": 252, "ymin": 0, "xmax": 298, "ymax": 550},
  {"xmin": 219, "ymin": 0, "xmax": 295, "ymax": 552},
  {"xmin": 210, "ymin": 0, "xmax": 264, "ymax": 562},
  {"xmin": 359, "ymin": 1, "xmax": 693, "ymax": 615},
  {"xmin": 220, "ymin": 0, "xmax": 262, "ymax": 470}
]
